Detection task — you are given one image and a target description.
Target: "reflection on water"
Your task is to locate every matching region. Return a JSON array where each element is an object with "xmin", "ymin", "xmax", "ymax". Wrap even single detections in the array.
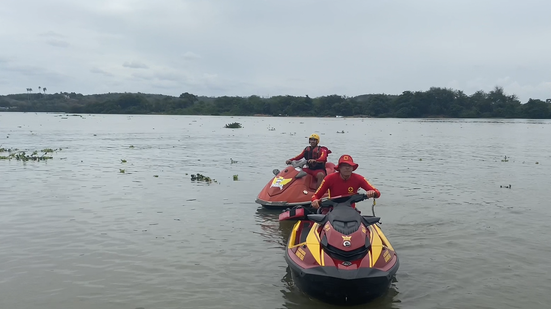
[
  {"xmin": 280, "ymin": 262, "xmax": 400, "ymax": 309},
  {"xmin": 254, "ymin": 207, "xmax": 295, "ymax": 249}
]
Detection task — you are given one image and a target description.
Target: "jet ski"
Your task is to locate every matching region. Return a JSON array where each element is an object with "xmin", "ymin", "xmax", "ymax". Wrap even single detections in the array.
[
  {"xmin": 255, "ymin": 158, "xmax": 336, "ymax": 209},
  {"xmin": 279, "ymin": 194, "xmax": 399, "ymax": 305}
]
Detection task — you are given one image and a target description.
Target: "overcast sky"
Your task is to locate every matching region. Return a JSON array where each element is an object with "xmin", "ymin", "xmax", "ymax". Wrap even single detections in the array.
[{"xmin": 1, "ymin": 0, "xmax": 550, "ymax": 102}]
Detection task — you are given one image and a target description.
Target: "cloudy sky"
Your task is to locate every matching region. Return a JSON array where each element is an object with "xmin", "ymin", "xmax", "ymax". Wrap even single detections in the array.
[{"xmin": 1, "ymin": 0, "xmax": 550, "ymax": 102}]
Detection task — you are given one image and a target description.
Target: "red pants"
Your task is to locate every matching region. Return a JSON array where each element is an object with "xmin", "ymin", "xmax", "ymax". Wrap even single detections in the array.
[{"xmin": 304, "ymin": 168, "xmax": 326, "ymax": 178}]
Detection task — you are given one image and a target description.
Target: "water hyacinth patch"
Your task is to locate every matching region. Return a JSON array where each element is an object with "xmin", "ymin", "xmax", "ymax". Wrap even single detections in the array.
[
  {"xmin": 190, "ymin": 173, "xmax": 218, "ymax": 184},
  {"xmin": 224, "ymin": 122, "xmax": 242, "ymax": 128},
  {"xmin": 0, "ymin": 148, "xmax": 60, "ymax": 161}
]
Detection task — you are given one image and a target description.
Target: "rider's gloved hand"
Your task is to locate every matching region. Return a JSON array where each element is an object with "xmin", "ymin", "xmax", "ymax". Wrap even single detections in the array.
[
  {"xmin": 311, "ymin": 199, "xmax": 320, "ymax": 209},
  {"xmin": 366, "ymin": 190, "xmax": 377, "ymax": 198},
  {"xmin": 285, "ymin": 160, "xmax": 291, "ymax": 165}
]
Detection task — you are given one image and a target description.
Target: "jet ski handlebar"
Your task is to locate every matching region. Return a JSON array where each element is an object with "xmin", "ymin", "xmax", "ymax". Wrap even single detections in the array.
[{"xmin": 319, "ymin": 193, "xmax": 369, "ymax": 208}]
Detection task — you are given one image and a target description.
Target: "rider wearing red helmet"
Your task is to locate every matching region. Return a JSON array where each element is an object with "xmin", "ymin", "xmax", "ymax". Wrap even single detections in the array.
[{"xmin": 311, "ymin": 154, "xmax": 380, "ymax": 209}]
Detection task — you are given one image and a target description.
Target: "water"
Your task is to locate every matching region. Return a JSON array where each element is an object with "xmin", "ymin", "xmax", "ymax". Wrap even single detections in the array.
[{"xmin": 1, "ymin": 112, "xmax": 550, "ymax": 309}]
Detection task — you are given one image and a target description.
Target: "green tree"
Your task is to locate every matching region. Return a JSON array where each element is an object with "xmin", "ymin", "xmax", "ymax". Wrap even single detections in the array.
[{"xmin": 521, "ymin": 99, "xmax": 550, "ymax": 118}]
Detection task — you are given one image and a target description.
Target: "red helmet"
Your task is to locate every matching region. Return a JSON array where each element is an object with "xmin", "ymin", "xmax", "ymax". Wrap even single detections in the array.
[{"xmin": 337, "ymin": 154, "xmax": 358, "ymax": 171}]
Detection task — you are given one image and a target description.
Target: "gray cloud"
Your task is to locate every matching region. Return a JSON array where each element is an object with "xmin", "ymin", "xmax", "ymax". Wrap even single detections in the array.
[
  {"xmin": 46, "ymin": 39, "xmax": 70, "ymax": 48},
  {"xmin": 0, "ymin": 0, "xmax": 550, "ymax": 101},
  {"xmin": 40, "ymin": 31, "xmax": 65, "ymax": 38},
  {"xmin": 90, "ymin": 68, "xmax": 114, "ymax": 77},
  {"xmin": 123, "ymin": 61, "xmax": 148, "ymax": 69}
]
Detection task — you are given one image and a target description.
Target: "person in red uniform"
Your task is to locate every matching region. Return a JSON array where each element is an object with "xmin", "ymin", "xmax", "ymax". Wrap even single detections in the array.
[
  {"xmin": 285, "ymin": 133, "xmax": 331, "ymax": 189},
  {"xmin": 311, "ymin": 154, "xmax": 380, "ymax": 209}
]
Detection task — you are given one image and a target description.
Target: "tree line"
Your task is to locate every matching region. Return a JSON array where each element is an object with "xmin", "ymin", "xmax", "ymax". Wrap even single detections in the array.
[{"xmin": 1, "ymin": 87, "xmax": 550, "ymax": 118}]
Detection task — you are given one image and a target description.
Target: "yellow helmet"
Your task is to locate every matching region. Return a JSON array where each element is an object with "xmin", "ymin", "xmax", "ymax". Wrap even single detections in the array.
[{"xmin": 308, "ymin": 133, "xmax": 320, "ymax": 142}]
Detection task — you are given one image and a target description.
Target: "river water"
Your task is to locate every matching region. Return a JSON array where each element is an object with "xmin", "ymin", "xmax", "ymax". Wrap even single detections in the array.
[{"xmin": 1, "ymin": 112, "xmax": 550, "ymax": 309}]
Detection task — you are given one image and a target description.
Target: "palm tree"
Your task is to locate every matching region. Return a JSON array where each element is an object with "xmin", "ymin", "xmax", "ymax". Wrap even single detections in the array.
[
  {"xmin": 43, "ymin": 87, "xmax": 47, "ymax": 94},
  {"xmin": 26, "ymin": 88, "xmax": 32, "ymax": 102}
]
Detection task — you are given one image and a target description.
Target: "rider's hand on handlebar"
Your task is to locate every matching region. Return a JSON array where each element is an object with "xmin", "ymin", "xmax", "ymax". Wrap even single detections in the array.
[
  {"xmin": 311, "ymin": 199, "xmax": 320, "ymax": 209},
  {"xmin": 285, "ymin": 160, "xmax": 291, "ymax": 165},
  {"xmin": 307, "ymin": 159, "xmax": 316, "ymax": 164},
  {"xmin": 366, "ymin": 190, "xmax": 377, "ymax": 198}
]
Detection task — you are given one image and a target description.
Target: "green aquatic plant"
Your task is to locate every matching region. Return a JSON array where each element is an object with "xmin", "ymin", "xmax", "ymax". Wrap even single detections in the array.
[
  {"xmin": 224, "ymin": 122, "xmax": 242, "ymax": 128},
  {"xmin": 121, "ymin": 159, "xmax": 127, "ymax": 163},
  {"xmin": 501, "ymin": 156, "xmax": 509, "ymax": 162},
  {"xmin": 119, "ymin": 169, "xmax": 126, "ymax": 173},
  {"xmin": 190, "ymin": 173, "xmax": 218, "ymax": 184},
  {"xmin": 0, "ymin": 149, "xmax": 58, "ymax": 161},
  {"xmin": 233, "ymin": 175, "xmax": 239, "ymax": 181}
]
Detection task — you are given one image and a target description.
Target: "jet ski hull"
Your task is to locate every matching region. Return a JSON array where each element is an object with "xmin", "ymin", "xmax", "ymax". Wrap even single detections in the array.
[
  {"xmin": 280, "ymin": 195, "xmax": 399, "ymax": 305},
  {"xmin": 286, "ymin": 252, "xmax": 399, "ymax": 305},
  {"xmin": 256, "ymin": 162, "xmax": 336, "ymax": 209}
]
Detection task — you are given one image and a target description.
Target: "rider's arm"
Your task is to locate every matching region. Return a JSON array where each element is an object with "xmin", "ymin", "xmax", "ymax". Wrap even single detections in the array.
[
  {"xmin": 312, "ymin": 178, "xmax": 330, "ymax": 201},
  {"xmin": 314, "ymin": 148, "xmax": 328, "ymax": 163},
  {"xmin": 288, "ymin": 149, "xmax": 306, "ymax": 161},
  {"xmin": 360, "ymin": 177, "xmax": 381, "ymax": 198}
]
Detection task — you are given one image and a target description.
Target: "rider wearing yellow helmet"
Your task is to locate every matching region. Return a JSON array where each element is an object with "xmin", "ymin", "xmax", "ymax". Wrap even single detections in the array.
[{"xmin": 285, "ymin": 133, "xmax": 331, "ymax": 188}]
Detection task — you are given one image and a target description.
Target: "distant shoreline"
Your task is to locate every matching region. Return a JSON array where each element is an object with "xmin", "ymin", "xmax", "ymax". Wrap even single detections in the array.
[{"xmin": 1, "ymin": 88, "xmax": 550, "ymax": 119}]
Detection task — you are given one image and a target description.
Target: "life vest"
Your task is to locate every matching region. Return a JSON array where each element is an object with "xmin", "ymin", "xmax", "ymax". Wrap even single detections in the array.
[{"xmin": 303, "ymin": 145, "xmax": 331, "ymax": 170}]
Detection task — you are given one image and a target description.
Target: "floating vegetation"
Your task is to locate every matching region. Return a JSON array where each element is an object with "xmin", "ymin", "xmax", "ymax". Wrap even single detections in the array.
[
  {"xmin": 500, "ymin": 184, "xmax": 512, "ymax": 189},
  {"xmin": 0, "ymin": 148, "xmax": 60, "ymax": 161},
  {"xmin": 121, "ymin": 159, "xmax": 127, "ymax": 163},
  {"xmin": 129, "ymin": 145, "xmax": 135, "ymax": 148},
  {"xmin": 153, "ymin": 175, "xmax": 159, "ymax": 177},
  {"xmin": 224, "ymin": 122, "xmax": 242, "ymax": 129},
  {"xmin": 337, "ymin": 130, "xmax": 345, "ymax": 133},
  {"xmin": 233, "ymin": 174, "xmax": 239, "ymax": 181},
  {"xmin": 192, "ymin": 173, "xmax": 218, "ymax": 183},
  {"xmin": 190, "ymin": 173, "xmax": 218, "ymax": 184},
  {"xmin": 119, "ymin": 169, "xmax": 126, "ymax": 173},
  {"xmin": 230, "ymin": 158, "xmax": 238, "ymax": 164},
  {"xmin": 501, "ymin": 156, "xmax": 509, "ymax": 162}
]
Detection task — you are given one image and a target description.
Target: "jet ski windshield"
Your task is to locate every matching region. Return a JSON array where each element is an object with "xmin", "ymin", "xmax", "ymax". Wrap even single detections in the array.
[{"xmin": 326, "ymin": 205, "xmax": 362, "ymax": 234}]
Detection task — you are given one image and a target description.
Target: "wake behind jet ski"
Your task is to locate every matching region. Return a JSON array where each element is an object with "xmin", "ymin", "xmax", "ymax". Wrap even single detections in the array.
[{"xmin": 279, "ymin": 194, "xmax": 399, "ymax": 305}]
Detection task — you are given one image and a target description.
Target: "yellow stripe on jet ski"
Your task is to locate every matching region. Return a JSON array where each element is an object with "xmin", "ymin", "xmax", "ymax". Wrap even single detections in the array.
[
  {"xmin": 287, "ymin": 223, "xmax": 300, "ymax": 248},
  {"xmin": 368, "ymin": 251, "xmax": 373, "ymax": 267},
  {"xmin": 373, "ymin": 224, "xmax": 395, "ymax": 251},
  {"xmin": 368, "ymin": 225, "xmax": 375, "ymax": 267},
  {"xmin": 306, "ymin": 223, "xmax": 323, "ymax": 265},
  {"xmin": 369, "ymin": 225, "xmax": 384, "ymax": 265}
]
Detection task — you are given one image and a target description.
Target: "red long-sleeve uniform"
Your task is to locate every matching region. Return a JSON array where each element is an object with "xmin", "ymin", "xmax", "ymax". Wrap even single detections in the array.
[
  {"xmin": 289, "ymin": 147, "xmax": 328, "ymax": 164},
  {"xmin": 312, "ymin": 173, "xmax": 381, "ymax": 202}
]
